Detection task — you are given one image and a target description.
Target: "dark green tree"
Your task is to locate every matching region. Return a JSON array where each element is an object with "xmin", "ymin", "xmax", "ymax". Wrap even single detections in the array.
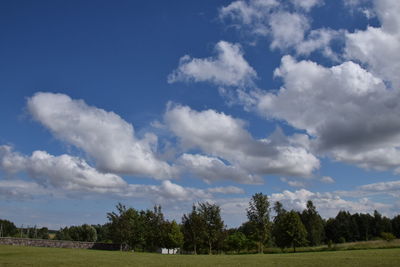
[
  {"xmin": 272, "ymin": 201, "xmax": 287, "ymax": 250},
  {"xmin": 0, "ymin": 219, "xmax": 17, "ymax": 237},
  {"xmin": 182, "ymin": 205, "xmax": 205, "ymax": 254},
  {"xmin": 301, "ymin": 200, "xmax": 324, "ymax": 246},
  {"xmin": 163, "ymin": 220, "xmax": 184, "ymax": 252},
  {"xmin": 226, "ymin": 231, "xmax": 247, "ymax": 253},
  {"xmin": 246, "ymin": 193, "xmax": 271, "ymax": 253},
  {"xmin": 392, "ymin": 215, "xmax": 400, "ymax": 238},
  {"xmin": 107, "ymin": 203, "xmax": 144, "ymax": 250},
  {"xmin": 281, "ymin": 210, "xmax": 308, "ymax": 252},
  {"xmin": 198, "ymin": 202, "xmax": 224, "ymax": 255}
]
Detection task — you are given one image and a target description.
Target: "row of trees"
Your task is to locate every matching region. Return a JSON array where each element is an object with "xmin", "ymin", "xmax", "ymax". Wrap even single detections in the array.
[
  {"xmin": 2, "ymin": 193, "xmax": 400, "ymax": 254},
  {"xmin": 0, "ymin": 219, "xmax": 49, "ymax": 239}
]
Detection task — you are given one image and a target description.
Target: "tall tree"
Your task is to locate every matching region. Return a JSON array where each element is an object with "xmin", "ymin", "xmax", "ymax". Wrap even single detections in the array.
[
  {"xmin": 198, "ymin": 202, "xmax": 224, "ymax": 255},
  {"xmin": 392, "ymin": 215, "xmax": 400, "ymax": 238},
  {"xmin": 0, "ymin": 219, "xmax": 17, "ymax": 237},
  {"xmin": 107, "ymin": 203, "xmax": 144, "ymax": 250},
  {"xmin": 272, "ymin": 201, "xmax": 287, "ymax": 250},
  {"xmin": 283, "ymin": 211, "xmax": 308, "ymax": 252},
  {"xmin": 143, "ymin": 205, "xmax": 165, "ymax": 251},
  {"xmin": 182, "ymin": 205, "xmax": 204, "ymax": 254},
  {"xmin": 246, "ymin": 193, "xmax": 271, "ymax": 253},
  {"xmin": 301, "ymin": 200, "xmax": 324, "ymax": 246},
  {"xmin": 163, "ymin": 220, "xmax": 184, "ymax": 252}
]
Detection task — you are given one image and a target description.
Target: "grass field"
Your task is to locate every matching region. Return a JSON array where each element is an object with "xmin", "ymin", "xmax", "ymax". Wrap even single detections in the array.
[{"xmin": 1, "ymin": 245, "xmax": 399, "ymax": 267}]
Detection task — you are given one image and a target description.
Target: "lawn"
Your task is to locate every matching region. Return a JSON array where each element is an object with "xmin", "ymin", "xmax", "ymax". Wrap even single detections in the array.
[{"xmin": 1, "ymin": 245, "xmax": 399, "ymax": 267}]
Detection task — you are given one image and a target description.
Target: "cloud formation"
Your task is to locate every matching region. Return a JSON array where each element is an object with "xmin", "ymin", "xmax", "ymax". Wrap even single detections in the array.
[
  {"xmin": 165, "ymin": 104, "xmax": 319, "ymax": 179},
  {"xmin": 249, "ymin": 55, "xmax": 400, "ymax": 171},
  {"xmin": 219, "ymin": 0, "xmax": 336, "ymax": 56},
  {"xmin": 168, "ymin": 41, "xmax": 257, "ymax": 87},
  {"xmin": 27, "ymin": 92, "xmax": 175, "ymax": 179}
]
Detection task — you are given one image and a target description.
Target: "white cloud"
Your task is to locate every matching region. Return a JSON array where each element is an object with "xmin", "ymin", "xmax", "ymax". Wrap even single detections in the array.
[
  {"xmin": 219, "ymin": 0, "xmax": 337, "ymax": 56},
  {"xmin": 27, "ymin": 92, "xmax": 174, "ymax": 179},
  {"xmin": 291, "ymin": 0, "xmax": 323, "ymax": 11},
  {"xmin": 269, "ymin": 12, "xmax": 310, "ymax": 50},
  {"xmin": 0, "ymin": 145, "xmax": 127, "ymax": 193},
  {"xmin": 207, "ymin": 185, "xmax": 245, "ymax": 194},
  {"xmin": 251, "ymin": 55, "xmax": 400, "ymax": 171},
  {"xmin": 345, "ymin": 0, "xmax": 400, "ymax": 88},
  {"xmin": 270, "ymin": 189, "xmax": 392, "ymax": 218},
  {"xmin": 280, "ymin": 177, "xmax": 306, "ymax": 188},
  {"xmin": 320, "ymin": 176, "xmax": 335, "ymax": 184},
  {"xmin": 0, "ymin": 145, "xmax": 241, "ymax": 205},
  {"xmin": 168, "ymin": 41, "xmax": 257, "ymax": 87},
  {"xmin": 0, "ymin": 180, "xmax": 48, "ymax": 200},
  {"xmin": 177, "ymin": 153, "xmax": 262, "ymax": 184},
  {"xmin": 165, "ymin": 104, "xmax": 319, "ymax": 178}
]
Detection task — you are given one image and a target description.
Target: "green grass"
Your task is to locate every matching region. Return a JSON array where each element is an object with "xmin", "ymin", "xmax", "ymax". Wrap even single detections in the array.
[{"xmin": 1, "ymin": 245, "xmax": 400, "ymax": 267}]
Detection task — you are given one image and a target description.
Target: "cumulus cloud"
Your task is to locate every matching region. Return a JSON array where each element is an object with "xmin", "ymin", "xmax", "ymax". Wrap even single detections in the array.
[
  {"xmin": 0, "ymin": 145, "xmax": 127, "ymax": 193},
  {"xmin": 27, "ymin": 92, "xmax": 174, "ymax": 179},
  {"xmin": 207, "ymin": 185, "xmax": 245, "ymax": 194},
  {"xmin": 219, "ymin": 0, "xmax": 337, "ymax": 56},
  {"xmin": 249, "ymin": 55, "xmax": 400, "ymax": 171},
  {"xmin": 280, "ymin": 177, "xmax": 306, "ymax": 188},
  {"xmin": 0, "ymin": 145, "xmax": 241, "ymax": 204},
  {"xmin": 345, "ymin": 0, "xmax": 400, "ymax": 88},
  {"xmin": 177, "ymin": 153, "xmax": 262, "ymax": 184},
  {"xmin": 270, "ymin": 189, "xmax": 392, "ymax": 218},
  {"xmin": 291, "ymin": 0, "xmax": 323, "ymax": 11},
  {"xmin": 268, "ymin": 12, "xmax": 310, "ymax": 50},
  {"xmin": 320, "ymin": 176, "xmax": 335, "ymax": 184},
  {"xmin": 168, "ymin": 41, "xmax": 257, "ymax": 87},
  {"xmin": 165, "ymin": 104, "xmax": 319, "ymax": 179}
]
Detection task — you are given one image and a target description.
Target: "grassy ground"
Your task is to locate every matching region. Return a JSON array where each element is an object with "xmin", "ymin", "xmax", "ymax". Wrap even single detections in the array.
[{"xmin": 0, "ymin": 245, "xmax": 399, "ymax": 267}]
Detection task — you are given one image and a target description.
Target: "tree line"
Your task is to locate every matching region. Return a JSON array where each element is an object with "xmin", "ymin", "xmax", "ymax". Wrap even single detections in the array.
[{"xmin": 1, "ymin": 193, "xmax": 400, "ymax": 254}]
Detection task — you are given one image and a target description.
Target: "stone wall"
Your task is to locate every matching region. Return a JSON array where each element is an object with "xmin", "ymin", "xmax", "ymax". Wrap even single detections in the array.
[{"xmin": 0, "ymin": 237, "xmax": 121, "ymax": 250}]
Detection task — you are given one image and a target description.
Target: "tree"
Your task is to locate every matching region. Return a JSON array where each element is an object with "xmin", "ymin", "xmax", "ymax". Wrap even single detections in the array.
[
  {"xmin": 182, "ymin": 205, "xmax": 204, "ymax": 254},
  {"xmin": 246, "ymin": 193, "xmax": 271, "ymax": 253},
  {"xmin": 226, "ymin": 231, "xmax": 247, "ymax": 253},
  {"xmin": 0, "ymin": 219, "xmax": 17, "ymax": 237},
  {"xmin": 163, "ymin": 220, "xmax": 184, "ymax": 253},
  {"xmin": 143, "ymin": 205, "xmax": 165, "ymax": 251},
  {"xmin": 198, "ymin": 202, "xmax": 224, "ymax": 255},
  {"xmin": 272, "ymin": 201, "xmax": 287, "ymax": 250},
  {"xmin": 107, "ymin": 203, "xmax": 144, "ymax": 250},
  {"xmin": 392, "ymin": 215, "xmax": 400, "ymax": 238},
  {"xmin": 301, "ymin": 200, "xmax": 324, "ymax": 246},
  {"xmin": 283, "ymin": 211, "xmax": 308, "ymax": 252}
]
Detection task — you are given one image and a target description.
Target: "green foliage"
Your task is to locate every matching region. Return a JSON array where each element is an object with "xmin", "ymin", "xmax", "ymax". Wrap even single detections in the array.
[
  {"xmin": 226, "ymin": 231, "xmax": 247, "ymax": 253},
  {"xmin": 163, "ymin": 220, "xmax": 184, "ymax": 250},
  {"xmin": 198, "ymin": 202, "xmax": 225, "ymax": 254},
  {"xmin": 273, "ymin": 209, "xmax": 308, "ymax": 252},
  {"xmin": 381, "ymin": 232, "xmax": 395, "ymax": 242},
  {"xmin": 0, "ymin": 219, "xmax": 17, "ymax": 237},
  {"xmin": 54, "ymin": 224, "xmax": 96, "ymax": 242},
  {"xmin": 107, "ymin": 203, "xmax": 144, "ymax": 250},
  {"xmin": 182, "ymin": 205, "xmax": 204, "ymax": 254},
  {"xmin": 246, "ymin": 193, "xmax": 271, "ymax": 253},
  {"xmin": 301, "ymin": 201, "xmax": 325, "ymax": 246}
]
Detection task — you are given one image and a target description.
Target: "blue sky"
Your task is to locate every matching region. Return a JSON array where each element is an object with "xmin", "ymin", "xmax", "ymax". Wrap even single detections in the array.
[{"xmin": 1, "ymin": 0, "xmax": 400, "ymax": 228}]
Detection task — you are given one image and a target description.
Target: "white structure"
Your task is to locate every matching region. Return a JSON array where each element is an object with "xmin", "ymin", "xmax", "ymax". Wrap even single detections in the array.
[{"xmin": 158, "ymin": 248, "xmax": 180, "ymax": 254}]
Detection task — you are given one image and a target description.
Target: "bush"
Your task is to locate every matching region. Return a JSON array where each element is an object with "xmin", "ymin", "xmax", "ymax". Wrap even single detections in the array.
[{"xmin": 381, "ymin": 232, "xmax": 395, "ymax": 242}]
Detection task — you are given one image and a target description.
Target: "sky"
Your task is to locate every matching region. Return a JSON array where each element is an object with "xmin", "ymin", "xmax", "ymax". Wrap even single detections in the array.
[{"xmin": 1, "ymin": 0, "xmax": 400, "ymax": 229}]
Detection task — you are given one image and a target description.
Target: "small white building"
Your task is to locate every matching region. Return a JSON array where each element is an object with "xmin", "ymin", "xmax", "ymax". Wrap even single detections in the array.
[{"xmin": 158, "ymin": 248, "xmax": 180, "ymax": 254}]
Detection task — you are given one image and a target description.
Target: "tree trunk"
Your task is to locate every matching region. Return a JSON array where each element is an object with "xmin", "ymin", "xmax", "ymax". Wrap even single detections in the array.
[
  {"xmin": 209, "ymin": 241, "xmax": 212, "ymax": 255},
  {"xmin": 194, "ymin": 243, "xmax": 197, "ymax": 255}
]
